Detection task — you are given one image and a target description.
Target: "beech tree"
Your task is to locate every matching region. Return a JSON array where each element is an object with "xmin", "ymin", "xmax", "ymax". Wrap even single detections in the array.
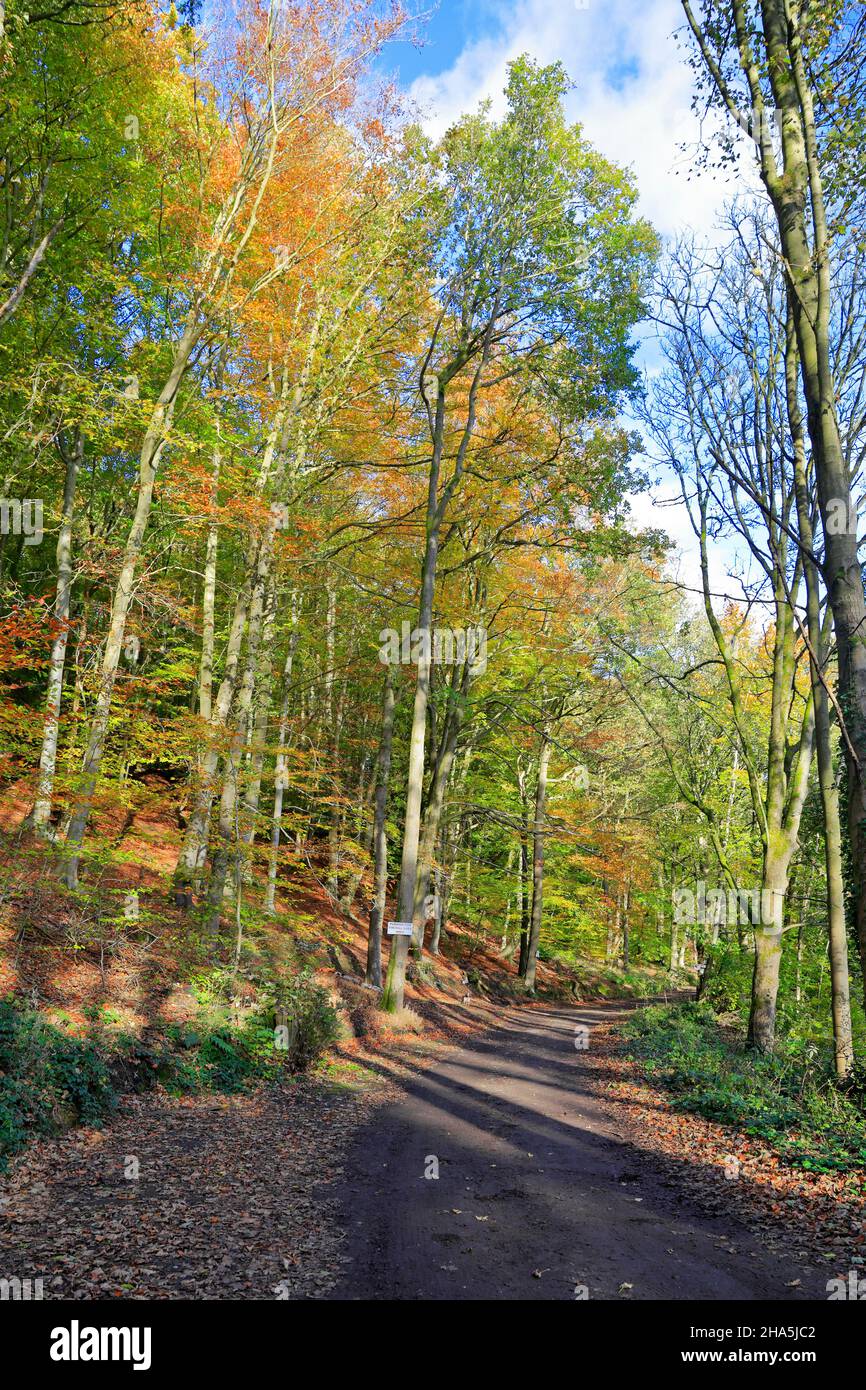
[{"xmin": 380, "ymin": 57, "xmax": 656, "ymax": 1009}]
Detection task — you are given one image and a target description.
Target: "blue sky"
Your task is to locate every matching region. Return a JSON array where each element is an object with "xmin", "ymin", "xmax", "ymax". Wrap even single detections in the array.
[
  {"xmin": 383, "ymin": 1, "xmax": 475, "ymax": 87},
  {"xmin": 385, "ymin": 0, "xmax": 654, "ymax": 96}
]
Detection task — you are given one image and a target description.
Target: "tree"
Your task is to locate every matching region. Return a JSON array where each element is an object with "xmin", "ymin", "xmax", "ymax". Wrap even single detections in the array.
[
  {"xmin": 60, "ymin": 0, "xmax": 406, "ymax": 887},
  {"xmin": 381, "ymin": 56, "xmax": 656, "ymax": 1009},
  {"xmin": 681, "ymin": 0, "xmax": 866, "ymax": 1010}
]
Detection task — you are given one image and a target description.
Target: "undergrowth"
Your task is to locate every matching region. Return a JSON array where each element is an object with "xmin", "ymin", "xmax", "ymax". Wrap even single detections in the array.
[
  {"xmin": 0, "ymin": 971, "xmax": 339, "ymax": 1169},
  {"xmin": 623, "ymin": 1002, "xmax": 866, "ymax": 1177},
  {"xmin": 0, "ymin": 998, "xmax": 116, "ymax": 1169}
]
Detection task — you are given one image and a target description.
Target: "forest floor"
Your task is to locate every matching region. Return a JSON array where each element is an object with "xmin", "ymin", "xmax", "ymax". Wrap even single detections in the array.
[
  {"xmin": 2, "ymin": 996, "xmax": 861, "ymax": 1300},
  {"xmin": 0, "ymin": 993, "xmax": 503, "ymax": 1300}
]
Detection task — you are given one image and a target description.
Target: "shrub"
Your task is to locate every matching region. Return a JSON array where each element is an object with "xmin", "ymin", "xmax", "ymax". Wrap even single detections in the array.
[
  {"xmin": 701, "ymin": 944, "xmax": 751, "ymax": 1016},
  {"xmin": 0, "ymin": 969, "xmax": 342, "ymax": 1166},
  {"xmin": 161, "ymin": 969, "xmax": 340, "ymax": 1090},
  {"xmin": 0, "ymin": 997, "xmax": 116, "ymax": 1169},
  {"xmin": 386, "ymin": 1006, "xmax": 425, "ymax": 1034},
  {"xmin": 275, "ymin": 971, "xmax": 340, "ymax": 1070},
  {"xmin": 623, "ymin": 1002, "xmax": 866, "ymax": 1176},
  {"xmin": 339, "ymin": 984, "xmax": 380, "ymax": 1039}
]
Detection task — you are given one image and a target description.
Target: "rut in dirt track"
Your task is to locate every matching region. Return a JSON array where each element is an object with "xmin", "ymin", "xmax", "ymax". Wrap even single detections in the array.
[{"xmin": 327, "ymin": 1000, "xmax": 820, "ymax": 1301}]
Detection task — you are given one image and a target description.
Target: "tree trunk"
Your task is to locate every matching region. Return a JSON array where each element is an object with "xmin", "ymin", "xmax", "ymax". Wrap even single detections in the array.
[
  {"xmin": 265, "ymin": 600, "xmax": 300, "ymax": 914},
  {"xmin": 746, "ymin": 855, "xmax": 787, "ymax": 1052},
  {"xmin": 500, "ymin": 844, "xmax": 517, "ymax": 955},
  {"xmin": 517, "ymin": 790, "xmax": 531, "ymax": 976},
  {"xmin": 621, "ymin": 877, "xmax": 631, "ymax": 971},
  {"xmin": 430, "ymin": 860, "xmax": 445, "ymax": 956},
  {"xmin": 382, "ymin": 299, "xmax": 497, "ymax": 1011},
  {"xmin": 30, "ymin": 427, "xmax": 80, "ymax": 835},
  {"xmin": 411, "ymin": 661, "xmax": 470, "ymax": 949},
  {"xmin": 382, "ymin": 530, "xmax": 438, "ymax": 1011},
  {"xmin": 337, "ymin": 749, "xmax": 374, "ymax": 916},
  {"xmin": 684, "ymin": 0, "xmax": 866, "ymax": 1011},
  {"xmin": 198, "ymin": 444, "xmax": 221, "ymax": 724},
  {"xmin": 819, "ymin": 716, "xmax": 854, "ymax": 1077},
  {"xmin": 205, "ymin": 560, "xmax": 268, "ymax": 934},
  {"xmin": 238, "ymin": 590, "xmax": 276, "ymax": 877},
  {"xmin": 62, "ymin": 319, "xmax": 200, "ymax": 886},
  {"xmin": 747, "ymin": 924, "xmax": 783, "ymax": 1053},
  {"xmin": 365, "ymin": 666, "xmax": 396, "ymax": 988},
  {"xmin": 521, "ymin": 729, "xmax": 551, "ymax": 992},
  {"xmin": 788, "ymin": 322, "xmax": 854, "ymax": 1075},
  {"xmin": 323, "ymin": 583, "xmax": 342, "ymax": 902},
  {"xmin": 175, "ymin": 368, "xmax": 297, "ymax": 899}
]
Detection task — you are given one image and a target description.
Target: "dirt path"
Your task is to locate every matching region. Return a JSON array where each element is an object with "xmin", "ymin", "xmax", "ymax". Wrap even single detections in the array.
[
  {"xmin": 327, "ymin": 1001, "xmax": 822, "ymax": 1301},
  {"xmin": 0, "ymin": 999, "xmax": 832, "ymax": 1301}
]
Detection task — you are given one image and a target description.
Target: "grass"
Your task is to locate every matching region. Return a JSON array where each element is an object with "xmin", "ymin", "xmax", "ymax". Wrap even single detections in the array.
[{"xmin": 622, "ymin": 1002, "xmax": 866, "ymax": 1177}]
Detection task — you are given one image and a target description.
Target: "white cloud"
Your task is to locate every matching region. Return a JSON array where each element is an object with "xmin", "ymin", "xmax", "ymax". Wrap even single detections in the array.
[{"xmin": 408, "ymin": 0, "xmax": 742, "ymax": 240}]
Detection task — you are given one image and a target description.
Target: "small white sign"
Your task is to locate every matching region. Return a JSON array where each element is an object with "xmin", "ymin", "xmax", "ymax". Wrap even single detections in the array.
[{"xmin": 387, "ymin": 921, "xmax": 413, "ymax": 936}]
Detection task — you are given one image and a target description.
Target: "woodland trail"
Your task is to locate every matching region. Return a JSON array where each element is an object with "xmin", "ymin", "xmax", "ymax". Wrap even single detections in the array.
[
  {"xmin": 0, "ymin": 1000, "xmax": 830, "ymax": 1302},
  {"xmin": 327, "ymin": 1001, "xmax": 820, "ymax": 1301}
]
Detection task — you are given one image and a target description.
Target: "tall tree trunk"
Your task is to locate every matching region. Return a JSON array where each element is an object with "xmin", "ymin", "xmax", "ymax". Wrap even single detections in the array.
[
  {"xmin": 365, "ymin": 666, "xmax": 396, "ymax": 988},
  {"xmin": 788, "ymin": 322, "xmax": 854, "ymax": 1075},
  {"xmin": 436, "ymin": 755, "xmax": 469, "ymax": 957},
  {"xmin": 176, "ymin": 366, "xmax": 298, "ymax": 899},
  {"xmin": 411, "ymin": 660, "xmax": 471, "ymax": 949},
  {"xmin": 693, "ymin": 420, "xmax": 814, "ymax": 1050},
  {"xmin": 684, "ymin": 0, "xmax": 866, "ymax": 1010},
  {"xmin": 521, "ymin": 729, "xmax": 551, "ymax": 992},
  {"xmin": 747, "ymin": 855, "xmax": 786, "ymax": 1052},
  {"xmin": 198, "ymin": 443, "xmax": 221, "ymax": 724},
  {"xmin": 176, "ymin": 556, "xmax": 261, "ymax": 896},
  {"xmin": 817, "ymin": 708, "xmax": 854, "ymax": 1077},
  {"xmin": 205, "ymin": 572, "xmax": 267, "ymax": 934},
  {"xmin": 337, "ymin": 748, "xmax": 374, "ymax": 916},
  {"xmin": 382, "ymin": 533, "xmax": 438, "ymax": 1011},
  {"xmin": 621, "ymin": 877, "xmax": 631, "ymax": 971},
  {"xmin": 62, "ymin": 320, "xmax": 200, "ymax": 885},
  {"xmin": 323, "ymin": 583, "xmax": 343, "ymax": 901},
  {"xmin": 500, "ymin": 844, "xmax": 517, "ymax": 955},
  {"xmin": 608, "ymin": 886, "xmax": 621, "ymax": 965},
  {"xmin": 238, "ymin": 590, "xmax": 276, "ymax": 877},
  {"xmin": 30, "ymin": 427, "xmax": 80, "ymax": 835},
  {"xmin": 265, "ymin": 599, "xmax": 300, "ymax": 914},
  {"xmin": 383, "ymin": 301, "xmax": 498, "ymax": 1012},
  {"xmin": 430, "ymin": 860, "xmax": 446, "ymax": 956},
  {"xmin": 178, "ymin": 444, "xmax": 298, "ymax": 892},
  {"xmin": 669, "ymin": 908, "xmax": 679, "ymax": 976},
  {"xmin": 517, "ymin": 790, "xmax": 531, "ymax": 977}
]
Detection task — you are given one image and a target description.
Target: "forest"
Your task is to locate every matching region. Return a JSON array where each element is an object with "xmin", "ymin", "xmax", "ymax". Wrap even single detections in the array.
[{"xmin": 1, "ymin": 0, "xmax": 866, "ymax": 1317}]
